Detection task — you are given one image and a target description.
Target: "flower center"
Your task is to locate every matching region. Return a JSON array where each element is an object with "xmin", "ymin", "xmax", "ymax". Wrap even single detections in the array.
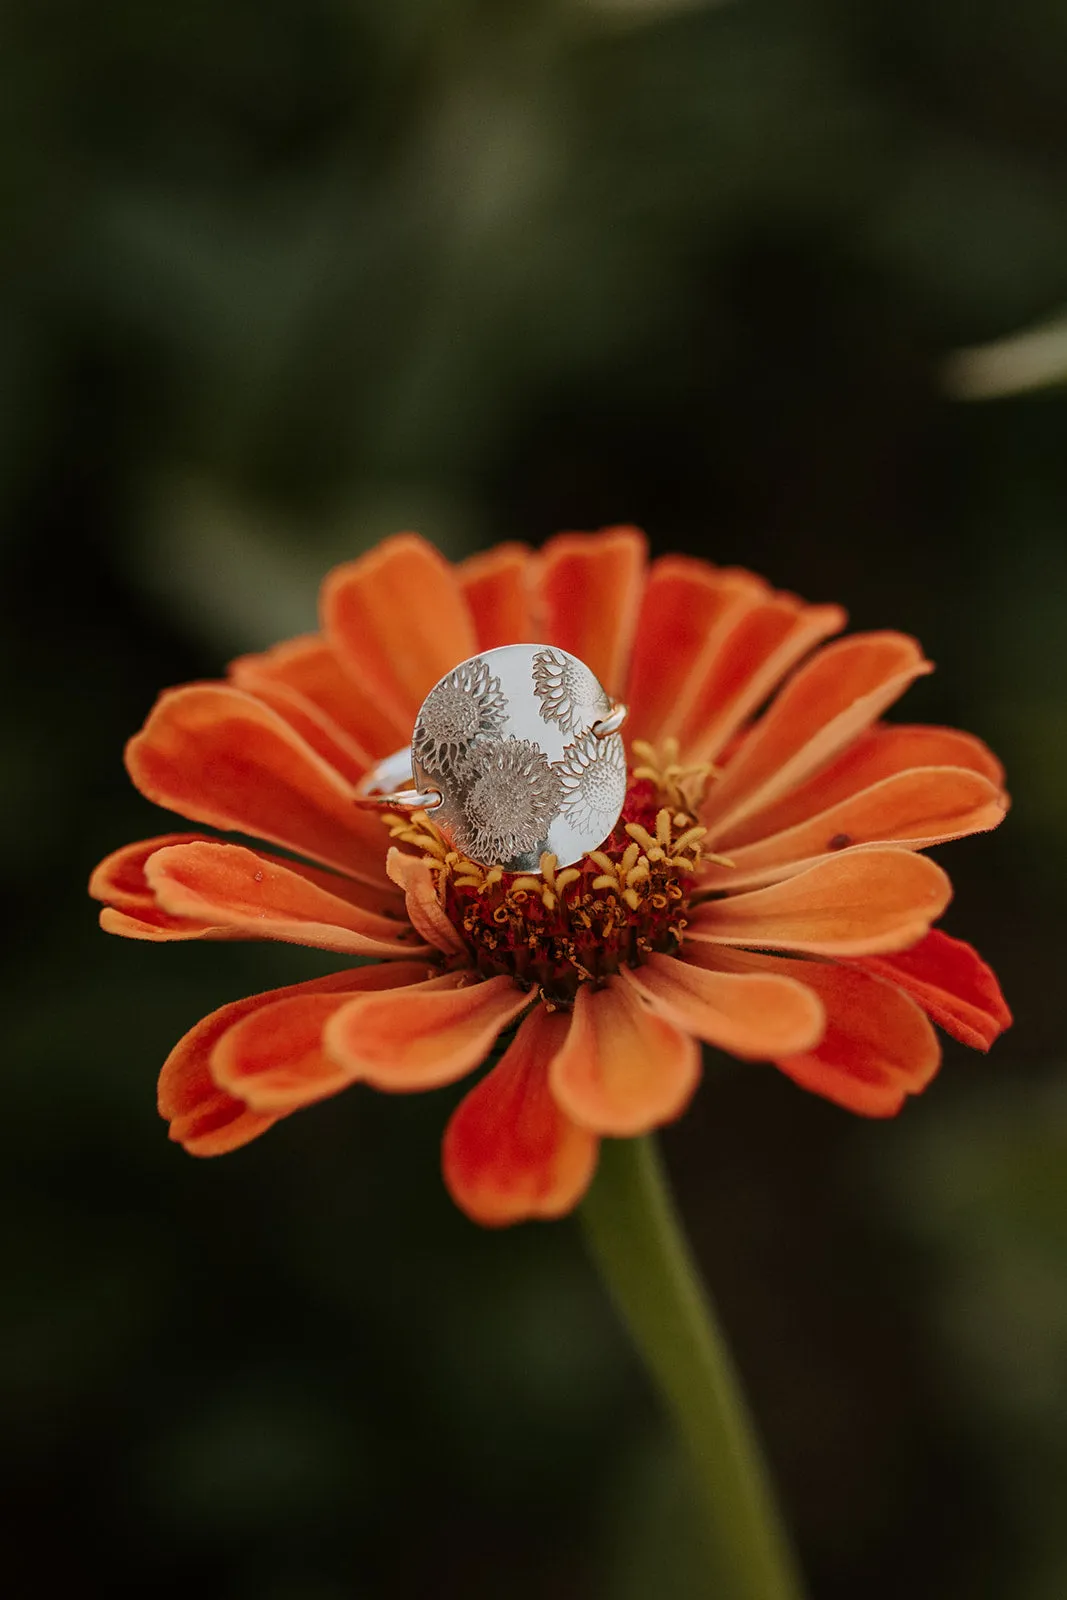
[{"xmin": 387, "ymin": 741, "xmax": 715, "ymax": 1006}]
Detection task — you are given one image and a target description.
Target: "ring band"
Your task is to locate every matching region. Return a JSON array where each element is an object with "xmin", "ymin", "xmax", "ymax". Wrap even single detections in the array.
[{"xmin": 354, "ymin": 744, "xmax": 444, "ymax": 812}]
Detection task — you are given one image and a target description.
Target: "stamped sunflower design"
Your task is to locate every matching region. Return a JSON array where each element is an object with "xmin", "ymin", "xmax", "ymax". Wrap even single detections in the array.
[
  {"xmin": 459, "ymin": 737, "xmax": 564, "ymax": 869},
  {"xmin": 556, "ymin": 730, "xmax": 628, "ymax": 836},
  {"xmin": 532, "ymin": 647, "xmax": 603, "ymax": 735},
  {"xmin": 413, "ymin": 656, "xmax": 507, "ymax": 781}
]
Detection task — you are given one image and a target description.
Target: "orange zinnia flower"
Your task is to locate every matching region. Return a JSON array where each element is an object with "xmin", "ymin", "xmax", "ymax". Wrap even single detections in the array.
[{"xmin": 91, "ymin": 529, "xmax": 1011, "ymax": 1225}]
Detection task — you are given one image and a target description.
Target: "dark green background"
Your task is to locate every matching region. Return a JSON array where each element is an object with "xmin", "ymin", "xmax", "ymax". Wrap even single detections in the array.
[{"xmin": 3, "ymin": 2, "xmax": 1064, "ymax": 1595}]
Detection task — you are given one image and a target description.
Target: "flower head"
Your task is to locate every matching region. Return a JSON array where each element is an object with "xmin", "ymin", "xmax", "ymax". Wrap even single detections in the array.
[
  {"xmin": 557, "ymin": 728, "xmax": 629, "ymax": 836},
  {"xmin": 91, "ymin": 528, "xmax": 1011, "ymax": 1225},
  {"xmin": 456, "ymin": 736, "xmax": 563, "ymax": 869},
  {"xmin": 413, "ymin": 656, "xmax": 508, "ymax": 783},
  {"xmin": 532, "ymin": 646, "xmax": 603, "ymax": 734}
]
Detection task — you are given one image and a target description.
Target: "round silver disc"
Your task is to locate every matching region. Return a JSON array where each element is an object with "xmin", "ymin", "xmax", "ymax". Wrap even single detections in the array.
[{"xmin": 411, "ymin": 644, "xmax": 627, "ymax": 873}]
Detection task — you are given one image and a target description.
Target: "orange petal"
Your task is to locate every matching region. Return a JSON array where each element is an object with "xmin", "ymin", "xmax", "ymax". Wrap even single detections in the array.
[
  {"xmin": 717, "ymin": 722, "xmax": 1007, "ymax": 850},
  {"xmin": 386, "ymin": 847, "xmax": 469, "ymax": 957},
  {"xmin": 548, "ymin": 977, "xmax": 701, "ymax": 1136},
  {"xmin": 211, "ymin": 962, "xmax": 432, "ymax": 1112},
  {"xmin": 442, "ymin": 1007, "xmax": 599, "ymax": 1225},
  {"xmin": 91, "ymin": 832, "xmax": 208, "ymax": 909},
  {"xmin": 700, "ymin": 633, "xmax": 932, "ymax": 839},
  {"xmin": 675, "ymin": 595, "xmax": 847, "ymax": 765},
  {"xmin": 99, "ymin": 906, "xmax": 239, "ymax": 942},
  {"xmin": 321, "ymin": 533, "xmax": 477, "ymax": 727},
  {"xmin": 324, "ymin": 973, "xmax": 533, "ymax": 1091},
  {"xmin": 225, "ymin": 671, "xmax": 372, "ymax": 786},
  {"xmin": 687, "ymin": 848, "xmax": 952, "ymax": 956},
  {"xmin": 763, "ymin": 955, "xmax": 942, "ymax": 1117},
  {"xmin": 126, "ymin": 683, "xmax": 390, "ymax": 884},
  {"xmin": 625, "ymin": 557, "xmax": 768, "ymax": 745},
  {"xmin": 457, "ymin": 542, "xmax": 540, "ymax": 650},
  {"xmin": 698, "ymin": 767, "xmax": 1007, "ymax": 891},
  {"xmin": 158, "ymin": 970, "xmax": 369, "ymax": 1155},
  {"xmin": 623, "ymin": 949, "xmax": 824, "ymax": 1059},
  {"xmin": 90, "ymin": 833, "xmax": 231, "ymax": 940},
  {"xmin": 146, "ymin": 842, "xmax": 423, "ymax": 956},
  {"xmin": 851, "ymin": 929, "xmax": 1012, "ymax": 1051},
  {"xmin": 537, "ymin": 526, "xmax": 647, "ymax": 697},
  {"xmin": 230, "ymin": 634, "xmax": 406, "ymax": 760}
]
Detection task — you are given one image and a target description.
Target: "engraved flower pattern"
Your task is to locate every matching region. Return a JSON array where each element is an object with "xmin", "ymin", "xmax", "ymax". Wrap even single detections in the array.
[
  {"xmin": 556, "ymin": 730, "xmax": 627, "ymax": 836},
  {"xmin": 412, "ymin": 656, "xmax": 507, "ymax": 781},
  {"xmin": 459, "ymin": 737, "xmax": 564, "ymax": 868},
  {"xmin": 532, "ymin": 647, "xmax": 602, "ymax": 735}
]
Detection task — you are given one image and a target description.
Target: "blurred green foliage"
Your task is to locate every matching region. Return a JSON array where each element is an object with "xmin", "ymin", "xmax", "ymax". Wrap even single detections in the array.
[{"xmin": 2, "ymin": 1, "xmax": 1065, "ymax": 1596}]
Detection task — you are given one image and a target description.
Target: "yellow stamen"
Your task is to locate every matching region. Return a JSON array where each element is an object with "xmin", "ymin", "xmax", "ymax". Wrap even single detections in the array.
[
  {"xmin": 672, "ymin": 825, "xmax": 707, "ymax": 854},
  {"xmin": 624, "ymin": 821, "xmax": 657, "ymax": 854},
  {"xmin": 632, "ymin": 738, "xmax": 719, "ymax": 815}
]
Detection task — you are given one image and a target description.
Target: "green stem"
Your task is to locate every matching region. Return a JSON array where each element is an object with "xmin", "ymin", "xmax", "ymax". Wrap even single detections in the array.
[{"xmin": 580, "ymin": 1134, "xmax": 806, "ymax": 1600}]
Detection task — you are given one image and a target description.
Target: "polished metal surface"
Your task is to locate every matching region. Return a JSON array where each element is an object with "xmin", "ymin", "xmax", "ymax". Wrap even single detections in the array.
[{"xmin": 409, "ymin": 644, "xmax": 628, "ymax": 872}]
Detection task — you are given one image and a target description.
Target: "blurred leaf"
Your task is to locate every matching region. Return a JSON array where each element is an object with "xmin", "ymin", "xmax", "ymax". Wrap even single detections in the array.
[
  {"xmin": 943, "ymin": 311, "xmax": 1067, "ymax": 400},
  {"xmin": 133, "ymin": 475, "xmax": 477, "ymax": 652},
  {"xmin": 575, "ymin": 0, "xmax": 730, "ymax": 28}
]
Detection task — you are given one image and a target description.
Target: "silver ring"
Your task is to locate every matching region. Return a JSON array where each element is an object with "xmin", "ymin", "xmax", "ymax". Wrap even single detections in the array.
[
  {"xmin": 354, "ymin": 746, "xmax": 443, "ymax": 812},
  {"xmin": 354, "ymin": 644, "xmax": 629, "ymax": 873}
]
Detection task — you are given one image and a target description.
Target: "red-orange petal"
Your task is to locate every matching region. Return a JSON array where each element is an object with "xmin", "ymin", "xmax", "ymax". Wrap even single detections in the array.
[
  {"xmin": 321, "ymin": 533, "xmax": 477, "ymax": 727},
  {"xmin": 457, "ymin": 542, "xmax": 540, "ymax": 650},
  {"xmin": 90, "ymin": 832, "xmax": 208, "ymax": 910},
  {"xmin": 676, "ymin": 596, "xmax": 847, "ymax": 766},
  {"xmin": 442, "ymin": 1007, "xmax": 598, "ymax": 1226},
  {"xmin": 158, "ymin": 970, "xmax": 369, "ymax": 1155},
  {"xmin": 698, "ymin": 767, "xmax": 1007, "ymax": 891},
  {"xmin": 548, "ymin": 977, "xmax": 701, "ymax": 1136},
  {"xmin": 324, "ymin": 973, "xmax": 533, "ymax": 1091},
  {"xmin": 762, "ymin": 955, "xmax": 942, "ymax": 1116},
  {"xmin": 211, "ymin": 962, "xmax": 432, "ymax": 1112},
  {"xmin": 717, "ymin": 722, "xmax": 1007, "ymax": 851},
  {"xmin": 230, "ymin": 634, "xmax": 406, "ymax": 760},
  {"xmin": 146, "ymin": 842, "xmax": 422, "ymax": 957},
  {"xmin": 850, "ymin": 929, "xmax": 1012, "ymax": 1051},
  {"xmin": 625, "ymin": 557, "xmax": 768, "ymax": 746},
  {"xmin": 224, "ymin": 671, "xmax": 372, "ymax": 787},
  {"xmin": 98, "ymin": 906, "xmax": 240, "ymax": 942},
  {"xmin": 624, "ymin": 949, "xmax": 825, "ymax": 1058},
  {"xmin": 126, "ymin": 683, "xmax": 390, "ymax": 884},
  {"xmin": 386, "ymin": 847, "xmax": 469, "ymax": 957},
  {"xmin": 90, "ymin": 833, "xmax": 230, "ymax": 940},
  {"xmin": 687, "ymin": 848, "xmax": 952, "ymax": 956},
  {"xmin": 537, "ymin": 527, "xmax": 647, "ymax": 698},
  {"xmin": 700, "ymin": 633, "xmax": 932, "ymax": 839}
]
